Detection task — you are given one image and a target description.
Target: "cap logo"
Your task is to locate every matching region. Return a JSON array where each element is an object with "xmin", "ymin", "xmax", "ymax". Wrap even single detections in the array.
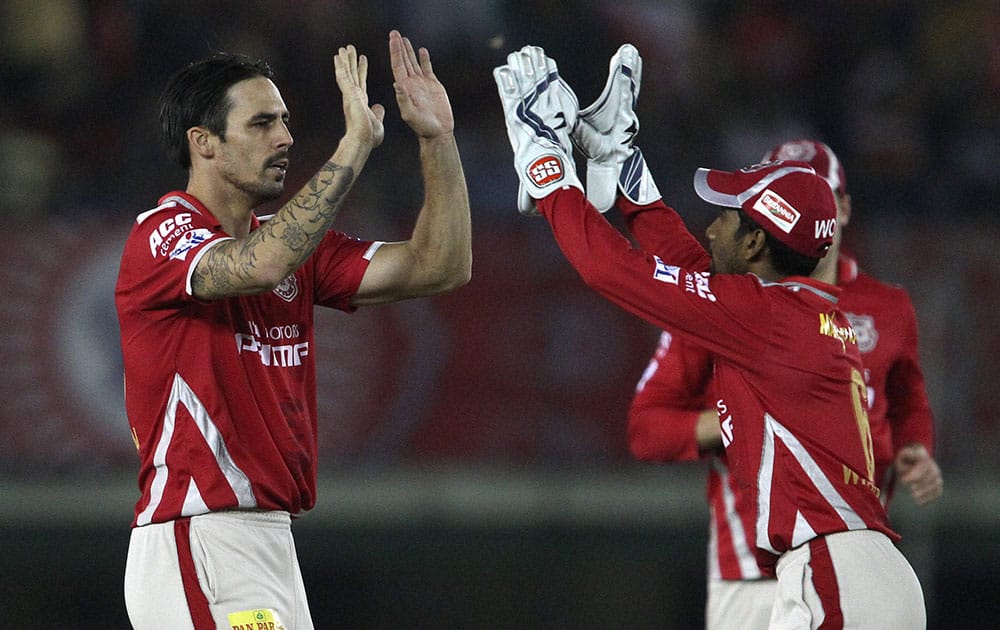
[
  {"xmin": 752, "ymin": 189, "xmax": 800, "ymax": 234},
  {"xmin": 526, "ymin": 155, "xmax": 565, "ymax": 187}
]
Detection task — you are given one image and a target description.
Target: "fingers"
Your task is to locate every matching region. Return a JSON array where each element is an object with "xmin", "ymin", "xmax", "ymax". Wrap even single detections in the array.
[
  {"xmin": 897, "ymin": 450, "xmax": 943, "ymax": 505},
  {"xmin": 418, "ymin": 47, "xmax": 434, "ymax": 78},
  {"xmin": 389, "ymin": 29, "xmax": 421, "ymax": 81},
  {"xmin": 358, "ymin": 52, "xmax": 368, "ymax": 93},
  {"xmin": 334, "ymin": 45, "xmax": 361, "ymax": 89}
]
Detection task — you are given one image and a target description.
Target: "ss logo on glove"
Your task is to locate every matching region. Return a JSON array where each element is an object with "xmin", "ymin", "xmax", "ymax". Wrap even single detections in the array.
[{"xmin": 527, "ymin": 155, "xmax": 565, "ymax": 186}]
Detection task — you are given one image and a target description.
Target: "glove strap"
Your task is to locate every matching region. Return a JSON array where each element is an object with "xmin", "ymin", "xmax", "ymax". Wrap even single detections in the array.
[{"xmin": 618, "ymin": 148, "xmax": 661, "ymax": 206}]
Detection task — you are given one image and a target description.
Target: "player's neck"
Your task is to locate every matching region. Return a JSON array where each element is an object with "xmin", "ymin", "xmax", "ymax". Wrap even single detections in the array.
[
  {"xmin": 186, "ymin": 176, "xmax": 256, "ymax": 238},
  {"xmin": 812, "ymin": 244, "xmax": 840, "ymax": 285}
]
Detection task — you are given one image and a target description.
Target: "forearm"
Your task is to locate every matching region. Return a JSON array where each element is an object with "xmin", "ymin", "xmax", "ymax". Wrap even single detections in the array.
[
  {"xmin": 193, "ymin": 134, "xmax": 373, "ymax": 300},
  {"xmin": 408, "ymin": 133, "xmax": 472, "ymax": 290}
]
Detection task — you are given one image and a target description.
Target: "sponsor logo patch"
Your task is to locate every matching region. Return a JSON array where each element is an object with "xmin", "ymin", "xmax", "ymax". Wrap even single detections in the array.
[
  {"xmin": 684, "ymin": 271, "xmax": 717, "ymax": 302},
  {"xmin": 652, "ymin": 256, "xmax": 679, "ymax": 285},
  {"xmin": 752, "ymin": 190, "xmax": 800, "ymax": 234},
  {"xmin": 819, "ymin": 312, "xmax": 857, "ymax": 351},
  {"xmin": 526, "ymin": 154, "xmax": 565, "ymax": 187},
  {"xmin": 227, "ymin": 608, "xmax": 285, "ymax": 630},
  {"xmin": 168, "ymin": 228, "xmax": 212, "ymax": 261}
]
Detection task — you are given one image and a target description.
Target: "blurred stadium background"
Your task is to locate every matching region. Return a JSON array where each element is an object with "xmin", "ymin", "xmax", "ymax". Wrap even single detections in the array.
[{"xmin": 1, "ymin": 1, "xmax": 998, "ymax": 627}]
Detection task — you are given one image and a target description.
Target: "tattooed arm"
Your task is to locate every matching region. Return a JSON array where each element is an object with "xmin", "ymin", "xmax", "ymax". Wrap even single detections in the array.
[{"xmin": 191, "ymin": 44, "xmax": 386, "ymax": 301}]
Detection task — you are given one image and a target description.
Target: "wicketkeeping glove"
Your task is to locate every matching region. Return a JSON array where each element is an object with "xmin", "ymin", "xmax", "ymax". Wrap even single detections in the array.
[
  {"xmin": 494, "ymin": 45, "xmax": 583, "ymax": 215},
  {"xmin": 572, "ymin": 44, "xmax": 661, "ymax": 209}
]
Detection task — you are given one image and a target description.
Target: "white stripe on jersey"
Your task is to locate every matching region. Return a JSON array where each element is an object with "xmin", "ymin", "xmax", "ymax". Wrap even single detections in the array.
[
  {"xmin": 715, "ymin": 459, "xmax": 761, "ymax": 579},
  {"xmin": 183, "ymin": 237, "xmax": 230, "ymax": 297},
  {"xmin": 708, "ymin": 504, "xmax": 721, "ymax": 579},
  {"xmin": 136, "ymin": 373, "xmax": 256, "ymax": 526},
  {"xmin": 135, "ymin": 195, "xmax": 203, "ymax": 225},
  {"xmin": 756, "ymin": 413, "xmax": 867, "ymax": 554}
]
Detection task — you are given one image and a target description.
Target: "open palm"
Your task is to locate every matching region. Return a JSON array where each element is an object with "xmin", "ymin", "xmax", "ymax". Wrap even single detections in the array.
[{"xmin": 389, "ymin": 30, "xmax": 454, "ymax": 138}]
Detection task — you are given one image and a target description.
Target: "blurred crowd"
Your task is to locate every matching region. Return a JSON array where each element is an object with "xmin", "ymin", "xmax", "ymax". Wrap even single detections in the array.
[{"xmin": 2, "ymin": 0, "xmax": 998, "ymax": 223}]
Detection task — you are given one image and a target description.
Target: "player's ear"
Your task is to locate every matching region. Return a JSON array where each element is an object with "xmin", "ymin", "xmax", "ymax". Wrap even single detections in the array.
[
  {"xmin": 743, "ymin": 227, "xmax": 768, "ymax": 262},
  {"xmin": 187, "ymin": 126, "xmax": 215, "ymax": 160}
]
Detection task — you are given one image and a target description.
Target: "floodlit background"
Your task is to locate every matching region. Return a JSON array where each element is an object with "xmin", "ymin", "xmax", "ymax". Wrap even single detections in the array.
[{"xmin": 1, "ymin": 1, "xmax": 998, "ymax": 628}]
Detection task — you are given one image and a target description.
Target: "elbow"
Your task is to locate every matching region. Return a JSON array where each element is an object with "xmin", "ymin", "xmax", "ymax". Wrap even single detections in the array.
[
  {"xmin": 574, "ymin": 256, "xmax": 619, "ymax": 295},
  {"xmin": 429, "ymin": 251, "xmax": 473, "ymax": 294}
]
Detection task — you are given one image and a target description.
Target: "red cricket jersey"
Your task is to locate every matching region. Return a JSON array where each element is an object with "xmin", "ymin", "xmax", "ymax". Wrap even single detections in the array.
[
  {"xmin": 115, "ymin": 191, "xmax": 376, "ymax": 527},
  {"xmin": 538, "ymin": 188, "xmax": 897, "ymax": 573},
  {"xmin": 625, "ymin": 201, "xmax": 933, "ymax": 579}
]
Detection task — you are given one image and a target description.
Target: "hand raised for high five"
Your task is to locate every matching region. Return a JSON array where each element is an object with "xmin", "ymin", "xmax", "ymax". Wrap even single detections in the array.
[
  {"xmin": 333, "ymin": 44, "xmax": 386, "ymax": 149},
  {"xmin": 389, "ymin": 30, "xmax": 454, "ymax": 139}
]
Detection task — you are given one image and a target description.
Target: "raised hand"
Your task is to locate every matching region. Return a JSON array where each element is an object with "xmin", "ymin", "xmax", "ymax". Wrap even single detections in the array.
[
  {"xmin": 389, "ymin": 30, "xmax": 454, "ymax": 139},
  {"xmin": 334, "ymin": 44, "xmax": 385, "ymax": 149}
]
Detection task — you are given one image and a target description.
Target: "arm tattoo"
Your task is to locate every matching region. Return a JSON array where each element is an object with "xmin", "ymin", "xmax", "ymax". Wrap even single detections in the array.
[{"xmin": 192, "ymin": 161, "xmax": 355, "ymax": 299}]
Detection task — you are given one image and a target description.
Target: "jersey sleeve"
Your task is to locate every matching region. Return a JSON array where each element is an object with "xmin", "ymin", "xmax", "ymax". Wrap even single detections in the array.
[
  {"xmin": 310, "ymin": 230, "xmax": 378, "ymax": 311},
  {"xmin": 885, "ymin": 293, "xmax": 936, "ymax": 455},
  {"xmin": 117, "ymin": 207, "xmax": 229, "ymax": 314},
  {"xmin": 619, "ymin": 197, "xmax": 712, "ymax": 272},
  {"xmin": 628, "ymin": 330, "xmax": 716, "ymax": 462},
  {"xmin": 538, "ymin": 187, "xmax": 771, "ymax": 367}
]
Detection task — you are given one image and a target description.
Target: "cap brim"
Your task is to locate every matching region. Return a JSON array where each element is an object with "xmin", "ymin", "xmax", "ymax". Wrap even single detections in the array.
[{"xmin": 693, "ymin": 168, "xmax": 742, "ymax": 208}]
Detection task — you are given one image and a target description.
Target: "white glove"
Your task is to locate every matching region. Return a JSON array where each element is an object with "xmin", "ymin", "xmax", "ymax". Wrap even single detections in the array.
[
  {"xmin": 494, "ymin": 45, "xmax": 583, "ymax": 215},
  {"xmin": 572, "ymin": 43, "xmax": 661, "ymax": 208}
]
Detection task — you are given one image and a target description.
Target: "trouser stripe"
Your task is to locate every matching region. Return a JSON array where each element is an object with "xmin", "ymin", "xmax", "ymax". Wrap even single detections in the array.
[
  {"xmin": 809, "ymin": 536, "xmax": 844, "ymax": 630},
  {"xmin": 174, "ymin": 518, "xmax": 215, "ymax": 630}
]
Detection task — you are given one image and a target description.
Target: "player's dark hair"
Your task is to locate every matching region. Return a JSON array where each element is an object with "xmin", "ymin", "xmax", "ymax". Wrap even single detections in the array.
[
  {"xmin": 159, "ymin": 53, "xmax": 275, "ymax": 169},
  {"xmin": 735, "ymin": 210, "xmax": 821, "ymax": 277}
]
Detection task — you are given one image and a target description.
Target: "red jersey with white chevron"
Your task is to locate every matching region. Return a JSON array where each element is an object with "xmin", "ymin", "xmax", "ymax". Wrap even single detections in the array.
[
  {"xmin": 539, "ymin": 189, "xmax": 896, "ymax": 571},
  {"xmin": 115, "ymin": 191, "xmax": 376, "ymax": 527},
  {"xmin": 625, "ymin": 207, "xmax": 932, "ymax": 578}
]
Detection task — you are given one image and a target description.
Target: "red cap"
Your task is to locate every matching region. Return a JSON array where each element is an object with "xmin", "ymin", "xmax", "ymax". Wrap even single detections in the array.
[
  {"xmin": 693, "ymin": 161, "xmax": 837, "ymax": 258},
  {"xmin": 763, "ymin": 139, "xmax": 846, "ymax": 196}
]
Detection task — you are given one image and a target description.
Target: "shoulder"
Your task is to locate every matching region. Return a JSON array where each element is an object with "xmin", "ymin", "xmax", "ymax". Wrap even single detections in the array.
[
  {"xmin": 124, "ymin": 194, "xmax": 221, "ymax": 262},
  {"xmin": 846, "ymin": 270, "xmax": 915, "ymax": 309}
]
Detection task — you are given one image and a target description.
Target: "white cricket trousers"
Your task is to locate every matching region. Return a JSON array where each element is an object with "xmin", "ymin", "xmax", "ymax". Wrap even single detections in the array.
[
  {"xmin": 769, "ymin": 529, "xmax": 926, "ymax": 629},
  {"xmin": 706, "ymin": 577, "xmax": 775, "ymax": 630},
  {"xmin": 124, "ymin": 510, "xmax": 313, "ymax": 630}
]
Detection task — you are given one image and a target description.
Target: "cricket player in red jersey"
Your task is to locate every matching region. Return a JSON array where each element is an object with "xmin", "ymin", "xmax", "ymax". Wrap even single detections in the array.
[
  {"xmin": 630, "ymin": 140, "xmax": 943, "ymax": 629},
  {"xmin": 494, "ymin": 45, "xmax": 925, "ymax": 628},
  {"xmin": 116, "ymin": 31, "xmax": 471, "ymax": 629}
]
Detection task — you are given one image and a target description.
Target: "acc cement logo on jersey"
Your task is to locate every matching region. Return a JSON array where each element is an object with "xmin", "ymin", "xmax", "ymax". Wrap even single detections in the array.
[
  {"xmin": 845, "ymin": 312, "xmax": 878, "ymax": 353},
  {"xmin": 685, "ymin": 271, "xmax": 717, "ymax": 302},
  {"xmin": 168, "ymin": 228, "xmax": 212, "ymax": 261},
  {"xmin": 652, "ymin": 256, "xmax": 679, "ymax": 285},
  {"xmin": 273, "ymin": 274, "xmax": 299, "ymax": 302}
]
